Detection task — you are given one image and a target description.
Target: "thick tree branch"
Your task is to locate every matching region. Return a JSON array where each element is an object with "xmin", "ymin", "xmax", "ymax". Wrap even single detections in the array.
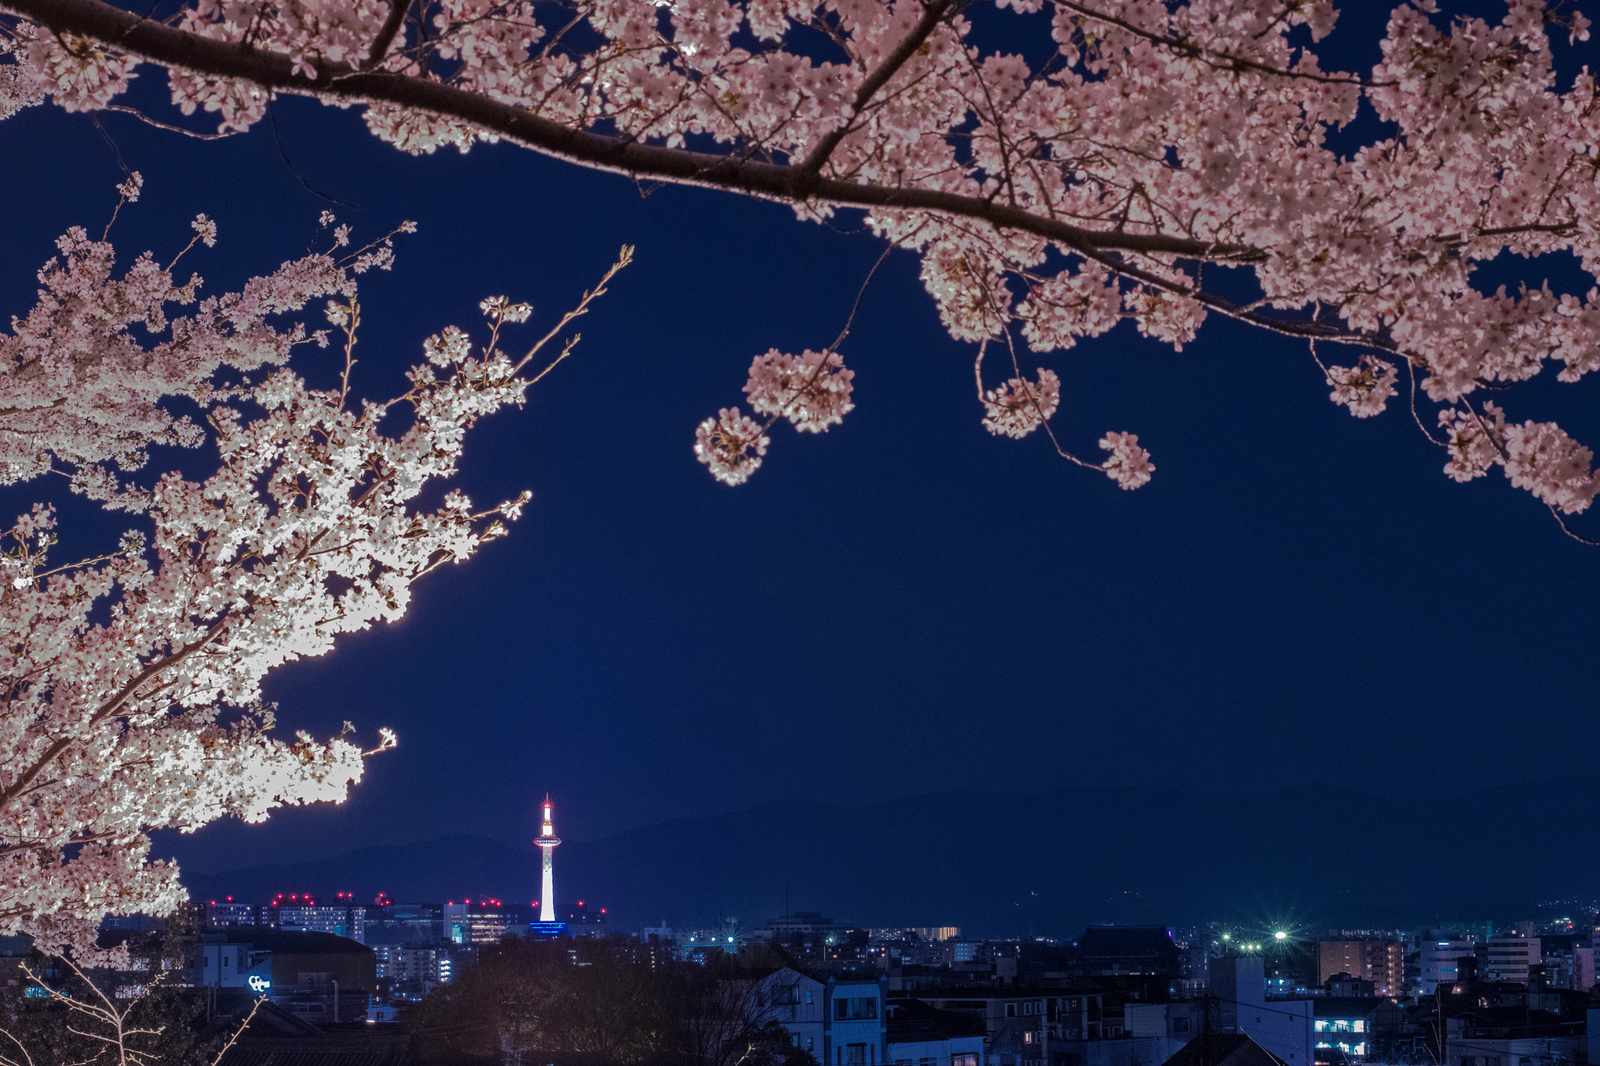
[
  {"xmin": 1, "ymin": 0, "xmax": 1265, "ymax": 264},
  {"xmin": 362, "ymin": 0, "xmax": 410, "ymax": 70},
  {"xmin": 795, "ymin": 0, "xmax": 957, "ymax": 176}
]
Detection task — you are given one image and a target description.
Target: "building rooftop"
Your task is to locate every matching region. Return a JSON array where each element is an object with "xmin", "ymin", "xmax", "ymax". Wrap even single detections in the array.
[
  {"xmin": 1080, "ymin": 926, "xmax": 1180, "ymax": 961},
  {"xmin": 217, "ymin": 929, "xmax": 373, "ymax": 954},
  {"xmin": 1163, "ymin": 1032, "xmax": 1291, "ymax": 1066},
  {"xmin": 886, "ymin": 999, "xmax": 987, "ymax": 1041},
  {"xmin": 1312, "ymin": 998, "xmax": 1386, "ymax": 1018}
]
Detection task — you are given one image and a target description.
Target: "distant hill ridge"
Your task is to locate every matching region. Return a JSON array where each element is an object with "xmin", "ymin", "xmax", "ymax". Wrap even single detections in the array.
[{"xmin": 181, "ymin": 779, "xmax": 1600, "ymax": 936}]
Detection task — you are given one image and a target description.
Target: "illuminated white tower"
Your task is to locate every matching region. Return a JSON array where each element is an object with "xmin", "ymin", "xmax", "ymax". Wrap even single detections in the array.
[{"xmin": 536, "ymin": 796, "xmax": 561, "ymax": 924}]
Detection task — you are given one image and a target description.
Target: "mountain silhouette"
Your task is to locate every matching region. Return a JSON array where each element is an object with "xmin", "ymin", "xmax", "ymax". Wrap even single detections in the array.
[{"xmin": 180, "ymin": 779, "xmax": 1600, "ymax": 936}]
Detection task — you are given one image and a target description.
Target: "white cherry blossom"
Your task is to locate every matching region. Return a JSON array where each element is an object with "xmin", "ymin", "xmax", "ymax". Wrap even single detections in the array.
[
  {"xmin": 0, "ymin": 212, "xmax": 625, "ymax": 951},
  {"xmin": 694, "ymin": 407, "xmax": 769, "ymax": 485},
  {"xmin": 982, "ymin": 370, "xmax": 1061, "ymax": 440},
  {"xmin": 1099, "ymin": 432, "xmax": 1155, "ymax": 491}
]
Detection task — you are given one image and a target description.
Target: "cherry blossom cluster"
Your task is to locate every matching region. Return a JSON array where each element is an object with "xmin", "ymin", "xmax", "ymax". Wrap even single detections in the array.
[
  {"xmin": 3, "ymin": 0, "xmax": 1600, "ymax": 508},
  {"xmin": 981, "ymin": 369, "xmax": 1061, "ymax": 440},
  {"xmin": 693, "ymin": 406, "xmax": 769, "ymax": 486},
  {"xmin": 0, "ymin": 208, "xmax": 604, "ymax": 952},
  {"xmin": 1099, "ymin": 432, "xmax": 1155, "ymax": 491},
  {"xmin": 743, "ymin": 348, "xmax": 854, "ymax": 433},
  {"xmin": 0, "ymin": 211, "xmax": 354, "ymax": 493},
  {"xmin": 1326, "ymin": 356, "xmax": 1400, "ymax": 419},
  {"xmin": 1439, "ymin": 402, "xmax": 1600, "ymax": 513}
]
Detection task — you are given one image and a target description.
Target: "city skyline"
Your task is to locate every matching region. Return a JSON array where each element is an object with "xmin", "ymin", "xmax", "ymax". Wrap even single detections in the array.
[{"xmin": 172, "ymin": 776, "xmax": 1600, "ymax": 937}]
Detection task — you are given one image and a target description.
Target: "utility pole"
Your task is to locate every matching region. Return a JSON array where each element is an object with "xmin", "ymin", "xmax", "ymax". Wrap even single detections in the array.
[{"xmin": 1436, "ymin": 984, "xmax": 1447, "ymax": 1066}]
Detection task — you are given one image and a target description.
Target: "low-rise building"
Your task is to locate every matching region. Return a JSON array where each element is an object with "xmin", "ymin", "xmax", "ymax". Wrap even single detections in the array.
[
  {"xmin": 753, "ymin": 965, "xmax": 826, "ymax": 1060},
  {"xmin": 1312, "ymin": 998, "xmax": 1384, "ymax": 1060},
  {"xmin": 824, "ymin": 972, "xmax": 889, "ymax": 1066},
  {"xmin": 886, "ymin": 999, "xmax": 985, "ymax": 1066},
  {"xmin": 190, "ymin": 929, "xmax": 376, "ymax": 1024}
]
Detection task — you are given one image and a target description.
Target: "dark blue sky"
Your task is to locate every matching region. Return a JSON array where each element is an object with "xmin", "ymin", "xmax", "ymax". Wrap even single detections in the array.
[{"xmin": 1, "ymin": 4, "xmax": 1597, "ymax": 883}]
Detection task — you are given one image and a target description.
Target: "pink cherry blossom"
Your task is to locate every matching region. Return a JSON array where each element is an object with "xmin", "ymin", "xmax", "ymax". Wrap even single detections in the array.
[
  {"xmin": 694, "ymin": 406, "xmax": 770, "ymax": 485},
  {"xmin": 6, "ymin": 0, "xmax": 1600, "ymax": 512},
  {"xmin": 1099, "ymin": 432, "xmax": 1155, "ymax": 491},
  {"xmin": 743, "ymin": 348, "xmax": 855, "ymax": 434},
  {"xmin": 982, "ymin": 369, "xmax": 1061, "ymax": 439},
  {"xmin": 1326, "ymin": 356, "xmax": 1400, "ymax": 419}
]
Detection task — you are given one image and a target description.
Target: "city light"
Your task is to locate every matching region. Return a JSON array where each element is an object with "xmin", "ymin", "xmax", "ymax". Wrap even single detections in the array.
[{"xmin": 1274, "ymin": 931, "xmax": 1288, "ymax": 941}]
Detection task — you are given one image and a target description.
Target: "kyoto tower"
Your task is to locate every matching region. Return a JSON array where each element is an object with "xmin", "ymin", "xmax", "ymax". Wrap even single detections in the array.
[{"xmin": 536, "ymin": 796, "xmax": 561, "ymax": 924}]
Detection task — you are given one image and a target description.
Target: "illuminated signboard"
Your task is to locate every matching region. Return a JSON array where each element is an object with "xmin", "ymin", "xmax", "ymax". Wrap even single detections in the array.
[{"xmin": 247, "ymin": 975, "xmax": 271, "ymax": 993}]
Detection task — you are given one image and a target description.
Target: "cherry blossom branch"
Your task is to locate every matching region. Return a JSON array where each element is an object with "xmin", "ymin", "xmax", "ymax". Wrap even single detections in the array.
[
  {"xmin": 1401, "ymin": 351, "xmax": 1444, "ymax": 447},
  {"xmin": 0, "ymin": 609, "xmax": 235, "ymax": 817},
  {"xmin": 795, "ymin": 0, "xmax": 958, "ymax": 177},
  {"xmin": 362, "ymin": 0, "xmax": 411, "ymax": 70},
  {"xmin": 996, "ymin": 320, "xmax": 1097, "ymax": 471},
  {"xmin": 104, "ymin": 103, "xmax": 237, "ymax": 139},
  {"xmin": 0, "ymin": 0, "xmax": 1264, "ymax": 265},
  {"xmin": 208, "ymin": 997, "xmax": 265, "ymax": 1066},
  {"xmin": 513, "ymin": 244, "xmax": 634, "ymax": 375},
  {"xmin": 827, "ymin": 242, "xmax": 897, "ymax": 353},
  {"xmin": 21, "ymin": 534, "xmax": 141, "ymax": 582},
  {"xmin": 1549, "ymin": 506, "xmax": 1600, "ymax": 547},
  {"xmin": 0, "ymin": 1025, "xmax": 36, "ymax": 1066},
  {"xmin": 1054, "ymin": 0, "xmax": 1394, "ymax": 88}
]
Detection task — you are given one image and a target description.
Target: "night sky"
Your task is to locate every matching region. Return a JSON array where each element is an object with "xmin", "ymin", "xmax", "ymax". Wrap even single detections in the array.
[{"xmin": 2, "ymin": 4, "xmax": 1597, "ymax": 897}]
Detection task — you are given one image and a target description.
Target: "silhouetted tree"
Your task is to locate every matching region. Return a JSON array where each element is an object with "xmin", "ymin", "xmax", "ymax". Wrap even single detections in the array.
[
  {"xmin": 408, "ymin": 937, "xmax": 677, "ymax": 1065},
  {"xmin": 0, "ymin": 944, "xmax": 240, "ymax": 1066},
  {"xmin": 408, "ymin": 940, "xmax": 824, "ymax": 1066}
]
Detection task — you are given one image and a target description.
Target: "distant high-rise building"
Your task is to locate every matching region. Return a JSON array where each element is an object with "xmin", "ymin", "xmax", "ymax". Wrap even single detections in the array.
[
  {"xmin": 275, "ymin": 903, "xmax": 366, "ymax": 944},
  {"xmin": 537, "ymin": 797, "xmax": 560, "ymax": 922},
  {"xmin": 1316, "ymin": 940, "xmax": 1403, "ymax": 995},
  {"xmin": 443, "ymin": 899, "xmax": 508, "ymax": 944},
  {"xmin": 905, "ymin": 926, "xmax": 960, "ymax": 942},
  {"xmin": 1483, "ymin": 936, "xmax": 1540, "ymax": 984},
  {"xmin": 204, "ymin": 901, "xmax": 261, "ymax": 929},
  {"xmin": 1419, "ymin": 938, "xmax": 1476, "ymax": 992}
]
